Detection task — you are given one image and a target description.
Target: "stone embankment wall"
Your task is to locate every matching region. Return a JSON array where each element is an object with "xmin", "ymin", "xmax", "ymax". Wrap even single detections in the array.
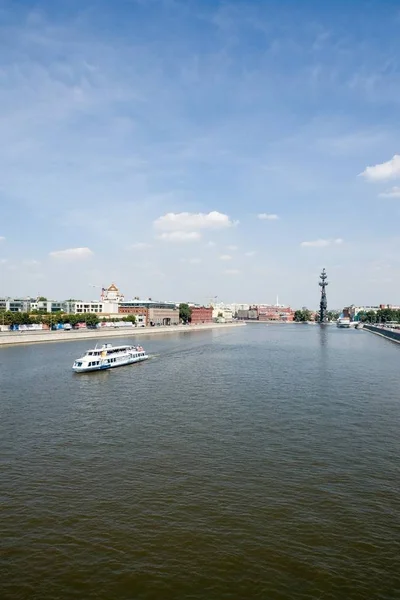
[
  {"xmin": 364, "ymin": 325, "xmax": 400, "ymax": 344},
  {"xmin": 0, "ymin": 322, "xmax": 245, "ymax": 347}
]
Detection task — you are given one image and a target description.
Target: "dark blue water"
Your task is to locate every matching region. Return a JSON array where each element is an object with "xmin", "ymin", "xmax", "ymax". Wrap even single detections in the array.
[{"xmin": 1, "ymin": 325, "xmax": 399, "ymax": 599}]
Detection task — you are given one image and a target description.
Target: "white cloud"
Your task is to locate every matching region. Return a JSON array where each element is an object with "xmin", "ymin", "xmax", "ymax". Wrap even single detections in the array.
[
  {"xmin": 379, "ymin": 186, "xmax": 400, "ymax": 198},
  {"xmin": 359, "ymin": 155, "xmax": 400, "ymax": 181},
  {"xmin": 49, "ymin": 247, "xmax": 94, "ymax": 260},
  {"xmin": 158, "ymin": 231, "xmax": 201, "ymax": 242},
  {"xmin": 224, "ymin": 269, "xmax": 240, "ymax": 275},
  {"xmin": 257, "ymin": 213, "xmax": 279, "ymax": 220},
  {"xmin": 154, "ymin": 211, "xmax": 236, "ymax": 231},
  {"xmin": 301, "ymin": 238, "xmax": 343, "ymax": 248},
  {"xmin": 244, "ymin": 251, "xmax": 256, "ymax": 257},
  {"xmin": 219, "ymin": 254, "xmax": 232, "ymax": 261},
  {"xmin": 129, "ymin": 242, "xmax": 152, "ymax": 249},
  {"xmin": 0, "ymin": 236, "xmax": 5, "ymax": 242},
  {"xmin": 226, "ymin": 245, "xmax": 238, "ymax": 250}
]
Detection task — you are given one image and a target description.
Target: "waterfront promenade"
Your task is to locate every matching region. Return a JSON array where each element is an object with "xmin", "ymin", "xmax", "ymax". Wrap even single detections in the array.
[
  {"xmin": 364, "ymin": 324, "xmax": 400, "ymax": 344},
  {"xmin": 0, "ymin": 321, "xmax": 245, "ymax": 347}
]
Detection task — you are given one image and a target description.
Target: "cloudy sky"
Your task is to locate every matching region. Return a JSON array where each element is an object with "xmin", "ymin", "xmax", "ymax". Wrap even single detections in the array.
[{"xmin": 1, "ymin": 0, "xmax": 400, "ymax": 308}]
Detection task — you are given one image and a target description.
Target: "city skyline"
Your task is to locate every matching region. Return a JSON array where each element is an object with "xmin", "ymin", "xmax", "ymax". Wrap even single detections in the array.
[{"xmin": 1, "ymin": 0, "xmax": 400, "ymax": 306}]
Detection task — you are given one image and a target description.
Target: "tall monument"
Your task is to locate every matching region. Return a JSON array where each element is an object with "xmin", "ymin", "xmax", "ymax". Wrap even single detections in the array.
[{"xmin": 318, "ymin": 268, "xmax": 328, "ymax": 323}]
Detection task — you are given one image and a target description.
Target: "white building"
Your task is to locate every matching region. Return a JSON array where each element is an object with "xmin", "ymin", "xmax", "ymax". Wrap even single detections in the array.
[
  {"xmin": 0, "ymin": 297, "xmax": 32, "ymax": 312},
  {"xmin": 62, "ymin": 300, "xmax": 119, "ymax": 315},
  {"xmin": 30, "ymin": 300, "xmax": 68, "ymax": 313},
  {"xmin": 212, "ymin": 303, "xmax": 233, "ymax": 322},
  {"xmin": 101, "ymin": 283, "xmax": 124, "ymax": 303}
]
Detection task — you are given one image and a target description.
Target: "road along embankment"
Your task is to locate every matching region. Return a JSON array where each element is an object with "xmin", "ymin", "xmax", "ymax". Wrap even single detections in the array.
[
  {"xmin": 0, "ymin": 322, "xmax": 245, "ymax": 347},
  {"xmin": 364, "ymin": 324, "xmax": 400, "ymax": 345}
]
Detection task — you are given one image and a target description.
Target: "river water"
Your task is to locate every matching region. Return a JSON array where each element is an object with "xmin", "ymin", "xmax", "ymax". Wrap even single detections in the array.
[{"xmin": 1, "ymin": 324, "xmax": 399, "ymax": 599}]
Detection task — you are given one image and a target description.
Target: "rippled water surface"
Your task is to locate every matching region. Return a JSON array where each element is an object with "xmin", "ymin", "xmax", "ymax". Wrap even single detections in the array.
[{"xmin": 1, "ymin": 325, "xmax": 400, "ymax": 599}]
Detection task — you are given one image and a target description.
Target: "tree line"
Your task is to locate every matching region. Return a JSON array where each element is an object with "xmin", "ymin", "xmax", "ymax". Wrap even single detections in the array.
[
  {"xmin": 0, "ymin": 311, "xmax": 136, "ymax": 327},
  {"xmin": 294, "ymin": 310, "xmax": 340, "ymax": 322},
  {"xmin": 357, "ymin": 308, "xmax": 400, "ymax": 323}
]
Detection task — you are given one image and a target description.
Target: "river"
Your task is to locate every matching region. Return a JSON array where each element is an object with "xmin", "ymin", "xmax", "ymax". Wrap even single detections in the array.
[{"xmin": 1, "ymin": 324, "xmax": 399, "ymax": 599}]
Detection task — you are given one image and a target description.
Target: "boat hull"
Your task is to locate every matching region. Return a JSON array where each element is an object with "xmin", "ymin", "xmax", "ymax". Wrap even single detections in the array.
[{"xmin": 73, "ymin": 354, "xmax": 149, "ymax": 373}]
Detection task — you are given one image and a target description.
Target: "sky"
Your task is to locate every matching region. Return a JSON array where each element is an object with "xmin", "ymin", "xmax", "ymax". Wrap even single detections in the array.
[{"xmin": 1, "ymin": 0, "xmax": 400, "ymax": 308}]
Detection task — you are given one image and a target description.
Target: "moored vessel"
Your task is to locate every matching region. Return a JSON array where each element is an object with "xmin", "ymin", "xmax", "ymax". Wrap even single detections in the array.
[
  {"xmin": 337, "ymin": 317, "xmax": 356, "ymax": 328},
  {"xmin": 72, "ymin": 343, "xmax": 148, "ymax": 373}
]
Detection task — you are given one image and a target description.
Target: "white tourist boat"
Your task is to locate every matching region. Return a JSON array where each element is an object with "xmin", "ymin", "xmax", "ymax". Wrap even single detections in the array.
[
  {"xmin": 72, "ymin": 343, "xmax": 148, "ymax": 373},
  {"xmin": 337, "ymin": 317, "xmax": 356, "ymax": 329}
]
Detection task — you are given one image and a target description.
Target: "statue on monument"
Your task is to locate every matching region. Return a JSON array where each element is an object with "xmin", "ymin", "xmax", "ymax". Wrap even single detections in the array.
[{"xmin": 318, "ymin": 268, "xmax": 328, "ymax": 323}]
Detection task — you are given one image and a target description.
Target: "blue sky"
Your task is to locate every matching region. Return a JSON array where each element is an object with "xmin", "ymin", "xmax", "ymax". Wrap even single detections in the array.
[{"xmin": 1, "ymin": 0, "xmax": 400, "ymax": 307}]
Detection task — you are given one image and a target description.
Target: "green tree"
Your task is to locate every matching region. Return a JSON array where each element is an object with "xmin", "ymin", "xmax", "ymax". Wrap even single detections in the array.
[
  {"xmin": 122, "ymin": 315, "xmax": 136, "ymax": 323},
  {"xmin": 294, "ymin": 309, "xmax": 311, "ymax": 322},
  {"xmin": 2, "ymin": 311, "xmax": 33, "ymax": 326},
  {"xmin": 179, "ymin": 303, "xmax": 192, "ymax": 323},
  {"xmin": 38, "ymin": 296, "xmax": 47, "ymax": 301},
  {"xmin": 84, "ymin": 313, "xmax": 99, "ymax": 327},
  {"xmin": 327, "ymin": 311, "xmax": 339, "ymax": 321}
]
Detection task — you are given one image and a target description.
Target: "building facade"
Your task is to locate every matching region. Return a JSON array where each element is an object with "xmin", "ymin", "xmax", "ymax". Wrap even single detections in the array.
[
  {"xmin": 257, "ymin": 305, "xmax": 294, "ymax": 321},
  {"xmin": 119, "ymin": 300, "xmax": 179, "ymax": 326},
  {"xmin": 118, "ymin": 305, "xmax": 149, "ymax": 325},
  {"xmin": 190, "ymin": 306, "xmax": 213, "ymax": 324},
  {"xmin": 237, "ymin": 308, "xmax": 258, "ymax": 320},
  {"xmin": 0, "ymin": 297, "xmax": 32, "ymax": 312},
  {"xmin": 212, "ymin": 305, "xmax": 233, "ymax": 322},
  {"xmin": 101, "ymin": 283, "xmax": 124, "ymax": 303}
]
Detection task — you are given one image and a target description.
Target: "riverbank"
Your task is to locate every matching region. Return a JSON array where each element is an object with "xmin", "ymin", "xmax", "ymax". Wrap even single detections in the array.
[
  {"xmin": 364, "ymin": 324, "xmax": 400, "ymax": 345},
  {"xmin": 0, "ymin": 321, "xmax": 245, "ymax": 347}
]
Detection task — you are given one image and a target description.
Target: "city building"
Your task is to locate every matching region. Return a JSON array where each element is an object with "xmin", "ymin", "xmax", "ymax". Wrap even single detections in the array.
[
  {"xmin": 257, "ymin": 305, "xmax": 294, "ymax": 322},
  {"xmin": 64, "ymin": 301, "xmax": 108, "ymax": 315},
  {"xmin": 190, "ymin": 306, "xmax": 213, "ymax": 324},
  {"xmin": 118, "ymin": 300, "xmax": 179, "ymax": 326},
  {"xmin": 101, "ymin": 283, "xmax": 125, "ymax": 303},
  {"xmin": 0, "ymin": 297, "xmax": 32, "ymax": 312},
  {"xmin": 118, "ymin": 305, "xmax": 149, "ymax": 325},
  {"xmin": 30, "ymin": 300, "xmax": 69, "ymax": 313},
  {"xmin": 237, "ymin": 307, "xmax": 258, "ymax": 320},
  {"xmin": 212, "ymin": 306, "xmax": 233, "ymax": 322},
  {"xmin": 236, "ymin": 304, "xmax": 294, "ymax": 321},
  {"xmin": 343, "ymin": 305, "xmax": 380, "ymax": 320}
]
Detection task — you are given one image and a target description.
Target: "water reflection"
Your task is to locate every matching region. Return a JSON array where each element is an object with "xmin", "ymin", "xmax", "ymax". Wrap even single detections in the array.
[{"xmin": 318, "ymin": 323, "xmax": 329, "ymax": 347}]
